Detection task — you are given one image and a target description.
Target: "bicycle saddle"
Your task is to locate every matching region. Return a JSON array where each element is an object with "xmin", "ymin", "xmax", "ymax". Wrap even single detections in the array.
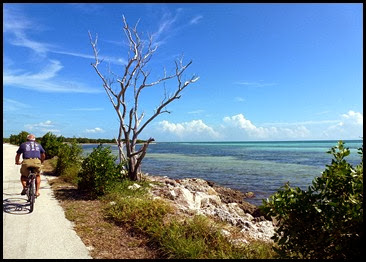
[{"xmin": 27, "ymin": 167, "xmax": 38, "ymax": 173}]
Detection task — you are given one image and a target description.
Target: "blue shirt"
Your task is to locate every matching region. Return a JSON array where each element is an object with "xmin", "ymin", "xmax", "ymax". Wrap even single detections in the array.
[{"xmin": 17, "ymin": 141, "xmax": 45, "ymax": 159}]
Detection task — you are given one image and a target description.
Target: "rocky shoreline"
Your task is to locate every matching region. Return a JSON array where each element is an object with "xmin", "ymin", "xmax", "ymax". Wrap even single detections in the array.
[{"xmin": 139, "ymin": 174, "xmax": 276, "ymax": 244}]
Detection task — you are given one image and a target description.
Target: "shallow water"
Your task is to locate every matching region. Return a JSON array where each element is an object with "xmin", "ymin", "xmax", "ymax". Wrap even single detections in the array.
[{"xmin": 82, "ymin": 140, "xmax": 362, "ymax": 206}]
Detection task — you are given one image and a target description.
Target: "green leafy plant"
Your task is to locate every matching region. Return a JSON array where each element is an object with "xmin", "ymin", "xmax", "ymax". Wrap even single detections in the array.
[
  {"xmin": 55, "ymin": 139, "xmax": 83, "ymax": 184},
  {"xmin": 78, "ymin": 144, "xmax": 124, "ymax": 196},
  {"xmin": 41, "ymin": 132, "xmax": 64, "ymax": 159},
  {"xmin": 261, "ymin": 140, "xmax": 363, "ymax": 259},
  {"xmin": 9, "ymin": 131, "xmax": 29, "ymax": 145},
  {"xmin": 156, "ymin": 215, "xmax": 234, "ymax": 259}
]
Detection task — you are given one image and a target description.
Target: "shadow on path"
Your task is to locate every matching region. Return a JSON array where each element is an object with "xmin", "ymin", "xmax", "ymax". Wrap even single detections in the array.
[
  {"xmin": 51, "ymin": 187, "xmax": 96, "ymax": 201},
  {"xmin": 3, "ymin": 198, "xmax": 32, "ymax": 215}
]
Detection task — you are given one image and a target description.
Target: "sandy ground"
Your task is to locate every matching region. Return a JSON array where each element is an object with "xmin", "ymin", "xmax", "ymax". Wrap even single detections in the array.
[{"xmin": 3, "ymin": 143, "xmax": 92, "ymax": 259}]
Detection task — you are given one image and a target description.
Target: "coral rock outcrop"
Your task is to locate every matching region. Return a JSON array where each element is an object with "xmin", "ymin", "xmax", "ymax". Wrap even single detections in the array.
[{"xmin": 145, "ymin": 175, "xmax": 275, "ymax": 243}]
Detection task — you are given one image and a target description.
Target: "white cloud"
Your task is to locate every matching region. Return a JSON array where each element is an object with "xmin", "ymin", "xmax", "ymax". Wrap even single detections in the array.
[
  {"xmin": 222, "ymin": 111, "xmax": 363, "ymax": 141},
  {"xmin": 4, "ymin": 6, "xmax": 52, "ymax": 55},
  {"xmin": 24, "ymin": 120, "xmax": 60, "ymax": 135},
  {"xmin": 69, "ymin": 107, "xmax": 104, "ymax": 111},
  {"xmin": 69, "ymin": 3, "xmax": 103, "ymax": 14},
  {"xmin": 25, "ymin": 120, "xmax": 53, "ymax": 129},
  {"xmin": 4, "ymin": 7, "xmax": 101, "ymax": 94},
  {"xmin": 150, "ymin": 10, "xmax": 203, "ymax": 48},
  {"xmin": 341, "ymin": 110, "xmax": 363, "ymax": 125},
  {"xmin": 322, "ymin": 111, "xmax": 363, "ymax": 139},
  {"xmin": 158, "ymin": 119, "xmax": 220, "ymax": 140},
  {"xmin": 32, "ymin": 59, "xmax": 63, "ymax": 79},
  {"xmin": 151, "ymin": 11, "xmax": 178, "ymax": 46},
  {"xmin": 235, "ymin": 97, "xmax": 245, "ymax": 102},
  {"xmin": 85, "ymin": 127, "xmax": 105, "ymax": 133},
  {"xmin": 3, "ymin": 5, "xmax": 121, "ymax": 93},
  {"xmin": 224, "ymin": 114, "xmax": 256, "ymax": 131},
  {"xmin": 4, "ymin": 6, "xmax": 126, "ymax": 66},
  {"xmin": 190, "ymin": 15, "xmax": 203, "ymax": 25},
  {"xmin": 11, "ymin": 32, "xmax": 52, "ymax": 55},
  {"xmin": 188, "ymin": 109, "xmax": 205, "ymax": 114},
  {"xmin": 51, "ymin": 50, "xmax": 127, "ymax": 66},
  {"xmin": 262, "ymin": 119, "xmax": 339, "ymax": 126},
  {"xmin": 235, "ymin": 81, "xmax": 277, "ymax": 88},
  {"xmin": 4, "ymin": 9, "xmax": 101, "ymax": 94},
  {"xmin": 151, "ymin": 110, "xmax": 362, "ymax": 141},
  {"xmin": 4, "ymin": 98, "xmax": 30, "ymax": 111},
  {"xmin": 223, "ymin": 114, "xmax": 310, "ymax": 140},
  {"xmin": 4, "ymin": 60, "xmax": 101, "ymax": 93}
]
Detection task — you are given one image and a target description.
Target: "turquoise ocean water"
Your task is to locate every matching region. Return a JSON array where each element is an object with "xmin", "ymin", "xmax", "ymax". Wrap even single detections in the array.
[{"xmin": 82, "ymin": 140, "xmax": 362, "ymax": 206}]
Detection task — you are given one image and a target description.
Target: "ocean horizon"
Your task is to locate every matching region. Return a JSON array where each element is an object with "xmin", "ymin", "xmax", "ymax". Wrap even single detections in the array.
[{"xmin": 82, "ymin": 139, "xmax": 362, "ymax": 206}]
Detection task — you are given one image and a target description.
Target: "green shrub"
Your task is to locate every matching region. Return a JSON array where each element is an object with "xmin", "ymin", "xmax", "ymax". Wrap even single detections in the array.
[
  {"xmin": 103, "ymin": 179, "xmax": 150, "ymax": 199},
  {"xmin": 105, "ymin": 195, "xmax": 172, "ymax": 232},
  {"xmin": 261, "ymin": 141, "xmax": 363, "ymax": 259},
  {"xmin": 157, "ymin": 215, "xmax": 232, "ymax": 259},
  {"xmin": 9, "ymin": 131, "xmax": 29, "ymax": 145},
  {"xmin": 157, "ymin": 215, "xmax": 275, "ymax": 259},
  {"xmin": 41, "ymin": 132, "xmax": 64, "ymax": 159},
  {"xmin": 55, "ymin": 139, "xmax": 83, "ymax": 184},
  {"xmin": 78, "ymin": 144, "xmax": 124, "ymax": 196}
]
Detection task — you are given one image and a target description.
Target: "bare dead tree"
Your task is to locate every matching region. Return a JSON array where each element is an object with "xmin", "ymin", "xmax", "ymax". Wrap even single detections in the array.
[{"xmin": 89, "ymin": 15, "xmax": 199, "ymax": 181}]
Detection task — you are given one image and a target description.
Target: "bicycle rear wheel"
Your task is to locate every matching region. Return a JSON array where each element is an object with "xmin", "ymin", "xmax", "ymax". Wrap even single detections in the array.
[{"xmin": 28, "ymin": 178, "xmax": 36, "ymax": 212}]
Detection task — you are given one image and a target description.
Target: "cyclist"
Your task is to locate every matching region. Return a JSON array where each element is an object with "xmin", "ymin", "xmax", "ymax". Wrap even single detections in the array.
[{"xmin": 15, "ymin": 134, "xmax": 46, "ymax": 197}]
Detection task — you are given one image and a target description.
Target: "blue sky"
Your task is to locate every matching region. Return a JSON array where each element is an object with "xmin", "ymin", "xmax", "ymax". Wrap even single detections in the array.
[{"xmin": 3, "ymin": 3, "xmax": 363, "ymax": 142}]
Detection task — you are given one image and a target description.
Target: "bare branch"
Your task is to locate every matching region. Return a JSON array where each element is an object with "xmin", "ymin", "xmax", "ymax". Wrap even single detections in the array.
[
  {"xmin": 89, "ymin": 31, "xmax": 118, "ymax": 107},
  {"xmin": 90, "ymin": 15, "xmax": 199, "ymax": 180},
  {"xmin": 130, "ymin": 137, "xmax": 155, "ymax": 158},
  {"xmin": 136, "ymin": 60, "xmax": 198, "ymax": 137}
]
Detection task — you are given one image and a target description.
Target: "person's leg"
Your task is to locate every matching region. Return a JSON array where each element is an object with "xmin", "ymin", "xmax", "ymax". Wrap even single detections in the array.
[
  {"xmin": 34, "ymin": 160, "xmax": 42, "ymax": 196},
  {"xmin": 20, "ymin": 164, "xmax": 28, "ymax": 194},
  {"xmin": 20, "ymin": 176, "xmax": 27, "ymax": 187},
  {"xmin": 20, "ymin": 176, "xmax": 27, "ymax": 193},
  {"xmin": 35, "ymin": 175, "xmax": 41, "ymax": 196}
]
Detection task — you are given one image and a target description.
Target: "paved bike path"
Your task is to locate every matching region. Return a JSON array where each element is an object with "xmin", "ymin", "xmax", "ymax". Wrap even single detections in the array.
[{"xmin": 3, "ymin": 143, "xmax": 92, "ymax": 259}]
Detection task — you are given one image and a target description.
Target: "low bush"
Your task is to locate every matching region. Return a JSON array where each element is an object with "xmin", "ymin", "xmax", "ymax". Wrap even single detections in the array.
[
  {"xmin": 261, "ymin": 141, "xmax": 363, "ymax": 259},
  {"xmin": 41, "ymin": 132, "xmax": 64, "ymax": 159},
  {"xmin": 157, "ymin": 215, "xmax": 232, "ymax": 259},
  {"xmin": 105, "ymin": 195, "xmax": 172, "ymax": 232},
  {"xmin": 103, "ymin": 179, "xmax": 151, "ymax": 199},
  {"xmin": 9, "ymin": 131, "xmax": 29, "ymax": 145},
  {"xmin": 78, "ymin": 144, "xmax": 124, "ymax": 196},
  {"xmin": 55, "ymin": 139, "xmax": 83, "ymax": 184}
]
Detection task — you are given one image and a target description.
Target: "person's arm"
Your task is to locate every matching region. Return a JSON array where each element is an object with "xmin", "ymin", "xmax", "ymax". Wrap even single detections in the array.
[
  {"xmin": 40, "ymin": 153, "xmax": 46, "ymax": 164},
  {"xmin": 15, "ymin": 153, "xmax": 22, "ymax": 165}
]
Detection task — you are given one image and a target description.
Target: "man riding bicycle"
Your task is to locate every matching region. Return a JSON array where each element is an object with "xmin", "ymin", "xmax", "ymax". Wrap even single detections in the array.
[{"xmin": 15, "ymin": 134, "xmax": 46, "ymax": 197}]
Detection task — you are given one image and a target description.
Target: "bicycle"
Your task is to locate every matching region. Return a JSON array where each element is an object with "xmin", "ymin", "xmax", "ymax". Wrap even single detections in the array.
[{"xmin": 26, "ymin": 167, "xmax": 38, "ymax": 213}]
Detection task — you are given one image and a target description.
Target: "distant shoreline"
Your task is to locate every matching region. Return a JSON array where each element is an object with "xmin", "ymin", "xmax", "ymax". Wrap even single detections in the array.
[
  {"xmin": 4, "ymin": 138, "xmax": 362, "ymax": 145},
  {"xmin": 5, "ymin": 139, "xmax": 361, "ymax": 147}
]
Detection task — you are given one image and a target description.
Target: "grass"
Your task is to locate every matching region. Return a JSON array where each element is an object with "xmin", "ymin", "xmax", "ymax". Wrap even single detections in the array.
[
  {"xmin": 45, "ymin": 158, "xmax": 277, "ymax": 259},
  {"xmin": 103, "ymin": 181, "xmax": 277, "ymax": 259}
]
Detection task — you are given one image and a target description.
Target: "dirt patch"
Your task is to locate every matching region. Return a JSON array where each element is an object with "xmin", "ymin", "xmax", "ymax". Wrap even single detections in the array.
[{"xmin": 48, "ymin": 177, "xmax": 160, "ymax": 259}]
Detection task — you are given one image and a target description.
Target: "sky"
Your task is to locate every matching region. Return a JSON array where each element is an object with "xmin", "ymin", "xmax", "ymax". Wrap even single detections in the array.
[{"xmin": 3, "ymin": 3, "xmax": 363, "ymax": 142}]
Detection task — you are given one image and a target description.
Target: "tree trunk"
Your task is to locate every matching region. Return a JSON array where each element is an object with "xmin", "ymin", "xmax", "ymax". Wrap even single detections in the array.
[{"xmin": 128, "ymin": 155, "xmax": 139, "ymax": 181}]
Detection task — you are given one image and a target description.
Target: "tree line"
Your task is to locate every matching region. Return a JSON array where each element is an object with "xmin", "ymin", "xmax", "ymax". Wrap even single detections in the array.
[{"xmin": 3, "ymin": 131, "xmax": 146, "ymax": 148}]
